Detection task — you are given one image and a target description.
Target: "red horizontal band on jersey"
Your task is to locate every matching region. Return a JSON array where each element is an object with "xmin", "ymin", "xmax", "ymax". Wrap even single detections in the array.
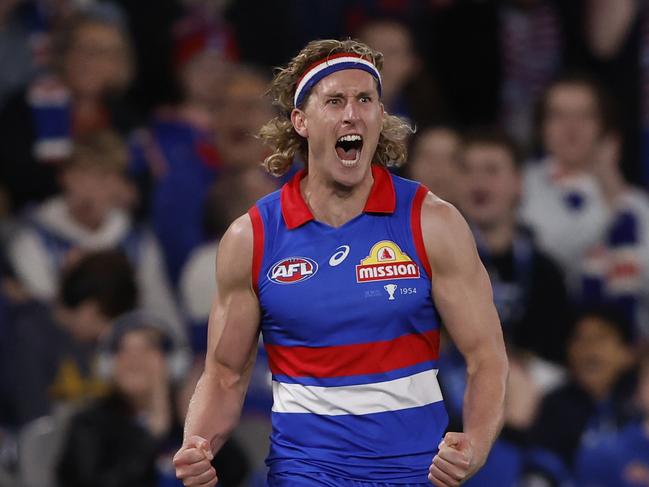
[{"xmin": 265, "ymin": 329, "xmax": 440, "ymax": 378}]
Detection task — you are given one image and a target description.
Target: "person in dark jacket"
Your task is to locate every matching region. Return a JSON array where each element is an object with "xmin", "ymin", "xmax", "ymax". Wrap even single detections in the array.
[
  {"xmin": 575, "ymin": 344, "xmax": 649, "ymax": 486},
  {"xmin": 0, "ymin": 249, "xmax": 137, "ymax": 427},
  {"xmin": 57, "ymin": 310, "xmax": 249, "ymax": 487},
  {"xmin": 529, "ymin": 307, "xmax": 638, "ymax": 469},
  {"xmin": 457, "ymin": 128, "xmax": 572, "ymax": 363}
]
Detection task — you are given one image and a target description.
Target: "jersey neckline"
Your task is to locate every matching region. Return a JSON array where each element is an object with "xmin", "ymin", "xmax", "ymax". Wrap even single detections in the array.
[{"xmin": 280, "ymin": 165, "xmax": 396, "ymax": 230}]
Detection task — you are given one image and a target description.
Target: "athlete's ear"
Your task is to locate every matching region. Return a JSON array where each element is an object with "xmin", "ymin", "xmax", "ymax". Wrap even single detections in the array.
[{"xmin": 291, "ymin": 108, "xmax": 308, "ymax": 138}]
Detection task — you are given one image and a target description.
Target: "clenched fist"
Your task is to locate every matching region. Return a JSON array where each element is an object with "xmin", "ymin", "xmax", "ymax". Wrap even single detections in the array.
[
  {"xmin": 173, "ymin": 435, "xmax": 218, "ymax": 487},
  {"xmin": 428, "ymin": 432, "xmax": 480, "ymax": 486}
]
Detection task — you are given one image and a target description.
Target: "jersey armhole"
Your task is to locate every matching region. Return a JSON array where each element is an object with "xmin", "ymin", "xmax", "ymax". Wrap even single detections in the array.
[
  {"xmin": 411, "ymin": 185, "xmax": 432, "ymax": 279},
  {"xmin": 248, "ymin": 205, "xmax": 265, "ymax": 297}
]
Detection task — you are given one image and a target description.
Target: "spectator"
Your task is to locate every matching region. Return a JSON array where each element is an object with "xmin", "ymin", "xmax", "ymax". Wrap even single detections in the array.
[
  {"xmin": 439, "ymin": 129, "xmax": 571, "ymax": 485},
  {"xmin": 179, "ymin": 168, "xmax": 277, "ymax": 355},
  {"xmin": 0, "ymin": 250, "xmax": 137, "ymax": 427},
  {"xmin": 520, "ymin": 73, "xmax": 612, "ymax": 281},
  {"xmin": 405, "ymin": 125, "xmax": 461, "ymax": 206},
  {"xmin": 529, "ymin": 307, "xmax": 637, "ymax": 470},
  {"xmin": 578, "ymin": 129, "xmax": 649, "ymax": 340},
  {"xmin": 356, "ymin": 18, "xmax": 445, "ymax": 126},
  {"xmin": 177, "ymin": 168, "xmax": 276, "ymax": 425},
  {"xmin": 7, "ymin": 130, "xmax": 184, "ymax": 338},
  {"xmin": 0, "ymin": 8, "xmax": 135, "ymax": 212},
  {"xmin": 129, "ymin": 50, "xmax": 229, "ymax": 285},
  {"xmin": 57, "ymin": 309, "xmax": 249, "ymax": 487},
  {"xmin": 216, "ymin": 64, "xmax": 273, "ymax": 171},
  {"xmin": 575, "ymin": 345, "xmax": 649, "ymax": 486},
  {"xmin": 458, "ymin": 128, "xmax": 572, "ymax": 363},
  {"xmin": 131, "ymin": 63, "xmax": 273, "ymax": 285}
]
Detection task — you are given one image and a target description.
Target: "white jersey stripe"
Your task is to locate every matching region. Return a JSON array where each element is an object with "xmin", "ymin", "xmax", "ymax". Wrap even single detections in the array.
[{"xmin": 272, "ymin": 368, "xmax": 443, "ymax": 416}]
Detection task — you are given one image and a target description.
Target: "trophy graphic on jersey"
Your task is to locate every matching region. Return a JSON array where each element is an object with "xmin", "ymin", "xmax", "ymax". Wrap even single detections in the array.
[{"xmin": 384, "ymin": 284, "xmax": 398, "ymax": 300}]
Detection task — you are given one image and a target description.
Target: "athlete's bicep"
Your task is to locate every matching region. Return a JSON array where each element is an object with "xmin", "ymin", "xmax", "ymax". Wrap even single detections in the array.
[
  {"xmin": 205, "ymin": 214, "xmax": 261, "ymax": 378},
  {"xmin": 421, "ymin": 196, "xmax": 504, "ymax": 367}
]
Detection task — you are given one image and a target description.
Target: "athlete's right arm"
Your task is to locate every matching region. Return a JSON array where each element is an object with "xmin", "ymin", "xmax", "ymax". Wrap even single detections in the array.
[{"xmin": 173, "ymin": 214, "xmax": 261, "ymax": 487}]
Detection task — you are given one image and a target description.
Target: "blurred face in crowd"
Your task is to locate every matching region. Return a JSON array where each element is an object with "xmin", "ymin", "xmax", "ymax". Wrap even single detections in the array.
[
  {"xmin": 64, "ymin": 300, "xmax": 111, "ymax": 343},
  {"xmin": 62, "ymin": 22, "xmax": 131, "ymax": 98},
  {"xmin": 358, "ymin": 21, "xmax": 418, "ymax": 105},
  {"xmin": 113, "ymin": 328, "xmax": 167, "ymax": 400},
  {"xmin": 409, "ymin": 127, "xmax": 460, "ymax": 204},
  {"xmin": 217, "ymin": 70, "xmax": 274, "ymax": 168},
  {"xmin": 182, "ymin": 51, "xmax": 230, "ymax": 114},
  {"xmin": 568, "ymin": 316, "xmax": 633, "ymax": 400},
  {"xmin": 542, "ymin": 82, "xmax": 603, "ymax": 171},
  {"xmin": 61, "ymin": 166, "xmax": 124, "ymax": 230},
  {"xmin": 458, "ymin": 143, "xmax": 521, "ymax": 230}
]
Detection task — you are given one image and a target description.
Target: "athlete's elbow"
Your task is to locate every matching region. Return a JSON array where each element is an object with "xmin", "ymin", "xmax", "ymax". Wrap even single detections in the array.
[{"xmin": 204, "ymin": 361, "xmax": 249, "ymax": 392}]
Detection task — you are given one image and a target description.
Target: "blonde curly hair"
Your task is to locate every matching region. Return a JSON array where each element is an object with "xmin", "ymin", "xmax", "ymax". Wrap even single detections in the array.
[{"xmin": 259, "ymin": 39, "xmax": 414, "ymax": 176}]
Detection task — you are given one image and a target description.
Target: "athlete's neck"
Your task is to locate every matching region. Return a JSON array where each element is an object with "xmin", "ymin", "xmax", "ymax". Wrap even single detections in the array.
[{"xmin": 300, "ymin": 169, "xmax": 374, "ymax": 228}]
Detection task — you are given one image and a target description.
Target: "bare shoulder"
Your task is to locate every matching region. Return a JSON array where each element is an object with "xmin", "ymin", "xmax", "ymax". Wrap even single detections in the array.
[
  {"xmin": 216, "ymin": 213, "xmax": 254, "ymax": 287},
  {"xmin": 419, "ymin": 192, "xmax": 476, "ymax": 275},
  {"xmin": 419, "ymin": 192, "xmax": 468, "ymax": 232}
]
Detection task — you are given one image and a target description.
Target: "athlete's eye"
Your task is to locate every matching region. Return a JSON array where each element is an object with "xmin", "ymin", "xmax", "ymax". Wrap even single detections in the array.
[
  {"xmin": 327, "ymin": 98, "xmax": 340, "ymax": 105},
  {"xmin": 360, "ymin": 96, "xmax": 371, "ymax": 103}
]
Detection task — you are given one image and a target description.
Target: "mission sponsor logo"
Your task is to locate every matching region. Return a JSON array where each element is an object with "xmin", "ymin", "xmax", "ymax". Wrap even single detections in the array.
[
  {"xmin": 268, "ymin": 257, "xmax": 318, "ymax": 284},
  {"xmin": 356, "ymin": 240, "xmax": 420, "ymax": 283}
]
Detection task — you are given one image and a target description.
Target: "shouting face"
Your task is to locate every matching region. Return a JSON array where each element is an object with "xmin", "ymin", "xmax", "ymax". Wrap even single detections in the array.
[{"xmin": 291, "ymin": 69, "xmax": 384, "ymax": 188}]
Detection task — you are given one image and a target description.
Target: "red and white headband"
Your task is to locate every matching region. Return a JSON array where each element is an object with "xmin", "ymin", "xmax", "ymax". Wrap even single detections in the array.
[{"xmin": 293, "ymin": 52, "xmax": 382, "ymax": 108}]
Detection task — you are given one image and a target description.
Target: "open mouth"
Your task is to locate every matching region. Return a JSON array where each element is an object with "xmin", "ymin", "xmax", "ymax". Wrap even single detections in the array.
[{"xmin": 335, "ymin": 134, "xmax": 363, "ymax": 167}]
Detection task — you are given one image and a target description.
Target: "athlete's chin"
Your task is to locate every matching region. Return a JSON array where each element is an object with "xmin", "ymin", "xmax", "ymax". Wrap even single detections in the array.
[{"xmin": 331, "ymin": 158, "xmax": 370, "ymax": 187}]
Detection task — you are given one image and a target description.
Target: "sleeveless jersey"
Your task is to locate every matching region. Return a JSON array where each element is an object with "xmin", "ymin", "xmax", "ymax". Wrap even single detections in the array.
[{"xmin": 249, "ymin": 165, "xmax": 448, "ymax": 483}]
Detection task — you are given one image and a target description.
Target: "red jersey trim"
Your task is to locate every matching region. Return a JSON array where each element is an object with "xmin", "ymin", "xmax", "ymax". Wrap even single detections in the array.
[
  {"xmin": 265, "ymin": 329, "xmax": 440, "ymax": 378},
  {"xmin": 281, "ymin": 165, "xmax": 396, "ymax": 230},
  {"xmin": 248, "ymin": 205, "xmax": 264, "ymax": 296},
  {"xmin": 412, "ymin": 184, "xmax": 432, "ymax": 279},
  {"xmin": 280, "ymin": 169, "xmax": 311, "ymax": 229},
  {"xmin": 364, "ymin": 165, "xmax": 396, "ymax": 214}
]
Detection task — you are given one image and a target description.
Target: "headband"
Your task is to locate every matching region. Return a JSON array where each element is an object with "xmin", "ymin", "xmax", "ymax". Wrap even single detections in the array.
[{"xmin": 293, "ymin": 52, "xmax": 382, "ymax": 108}]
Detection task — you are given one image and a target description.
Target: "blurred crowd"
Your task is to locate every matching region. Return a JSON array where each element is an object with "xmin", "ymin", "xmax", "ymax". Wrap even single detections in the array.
[{"xmin": 1, "ymin": 0, "xmax": 649, "ymax": 486}]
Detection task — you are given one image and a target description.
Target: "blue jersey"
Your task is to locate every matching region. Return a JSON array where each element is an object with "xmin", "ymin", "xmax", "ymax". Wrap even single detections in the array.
[
  {"xmin": 576, "ymin": 423, "xmax": 649, "ymax": 487},
  {"xmin": 249, "ymin": 165, "xmax": 447, "ymax": 483}
]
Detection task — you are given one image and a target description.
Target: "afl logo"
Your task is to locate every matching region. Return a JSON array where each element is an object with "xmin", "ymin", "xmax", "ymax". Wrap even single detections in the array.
[{"xmin": 268, "ymin": 257, "xmax": 318, "ymax": 284}]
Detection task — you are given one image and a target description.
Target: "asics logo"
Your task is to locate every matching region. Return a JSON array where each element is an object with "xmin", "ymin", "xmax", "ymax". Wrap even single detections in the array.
[{"xmin": 329, "ymin": 245, "xmax": 350, "ymax": 267}]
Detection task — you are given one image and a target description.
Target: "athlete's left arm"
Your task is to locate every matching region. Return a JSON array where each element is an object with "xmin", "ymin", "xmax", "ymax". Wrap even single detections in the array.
[{"xmin": 419, "ymin": 193, "xmax": 508, "ymax": 487}]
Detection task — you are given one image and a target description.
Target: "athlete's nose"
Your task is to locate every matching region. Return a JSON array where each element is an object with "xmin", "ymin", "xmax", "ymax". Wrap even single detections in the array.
[{"xmin": 342, "ymin": 99, "xmax": 361, "ymax": 124}]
